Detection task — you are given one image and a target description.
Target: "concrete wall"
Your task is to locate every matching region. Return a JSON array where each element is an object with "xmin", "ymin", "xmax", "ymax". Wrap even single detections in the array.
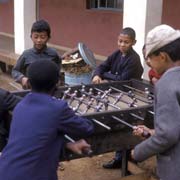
[
  {"xmin": 39, "ymin": 0, "xmax": 123, "ymax": 56},
  {"xmin": 162, "ymin": 0, "xmax": 180, "ymax": 28},
  {"xmin": 0, "ymin": 0, "xmax": 180, "ymax": 56},
  {"xmin": 0, "ymin": 0, "xmax": 13, "ymax": 34}
]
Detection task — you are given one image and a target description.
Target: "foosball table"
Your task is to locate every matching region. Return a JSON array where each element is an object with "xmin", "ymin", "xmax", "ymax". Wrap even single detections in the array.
[{"xmin": 13, "ymin": 79, "xmax": 154, "ymax": 176}]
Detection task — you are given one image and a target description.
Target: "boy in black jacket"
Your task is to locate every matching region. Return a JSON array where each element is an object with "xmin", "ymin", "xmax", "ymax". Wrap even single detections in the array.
[
  {"xmin": 92, "ymin": 27, "xmax": 143, "ymax": 84},
  {"xmin": 92, "ymin": 27, "xmax": 143, "ymax": 169}
]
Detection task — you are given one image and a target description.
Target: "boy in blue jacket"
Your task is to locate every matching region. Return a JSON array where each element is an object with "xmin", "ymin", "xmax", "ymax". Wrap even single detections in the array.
[{"xmin": 0, "ymin": 60, "xmax": 94, "ymax": 180}]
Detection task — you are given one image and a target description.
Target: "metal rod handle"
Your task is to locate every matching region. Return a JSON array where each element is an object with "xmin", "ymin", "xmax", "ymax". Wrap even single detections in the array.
[
  {"xmin": 91, "ymin": 118, "xmax": 111, "ymax": 131},
  {"xmin": 111, "ymin": 116, "xmax": 151, "ymax": 138},
  {"xmin": 64, "ymin": 134, "xmax": 93, "ymax": 156}
]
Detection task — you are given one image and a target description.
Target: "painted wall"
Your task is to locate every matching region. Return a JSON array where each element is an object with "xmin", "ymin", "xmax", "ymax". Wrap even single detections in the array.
[
  {"xmin": 0, "ymin": 0, "xmax": 13, "ymax": 34},
  {"xmin": 0, "ymin": 0, "xmax": 180, "ymax": 56},
  {"xmin": 39, "ymin": 0, "xmax": 123, "ymax": 56},
  {"xmin": 162, "ymin": 0, "xmax": 180, "ymax": 29}
]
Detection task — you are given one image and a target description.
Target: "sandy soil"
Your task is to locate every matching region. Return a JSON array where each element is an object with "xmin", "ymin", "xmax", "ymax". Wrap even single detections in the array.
[
  {"xmin": 59, "ymin": 152, "xmax": 124, "ymax": 180},
  {"xmin": 58, "ymin": 152, "xmax": 157, "ymax": 180}
]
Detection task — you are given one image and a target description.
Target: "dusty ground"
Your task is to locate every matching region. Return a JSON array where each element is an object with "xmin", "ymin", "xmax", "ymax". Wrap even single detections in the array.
[
  {"xmin": 58, "ymin": 152, "xmax": 157, "ymax": 180},
  {"xmin": 59, "ymin": 152, "xmax": 124, "ymax": 180},
  {"xmin": 0, "ymin": 70, "xmax": 158, "ymax": 180}
]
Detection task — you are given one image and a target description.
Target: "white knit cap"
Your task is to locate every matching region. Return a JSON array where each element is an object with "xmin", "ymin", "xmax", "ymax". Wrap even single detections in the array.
[{"xmin": 145, "ymin": 24, "xmax": 180, "ymax": 58}]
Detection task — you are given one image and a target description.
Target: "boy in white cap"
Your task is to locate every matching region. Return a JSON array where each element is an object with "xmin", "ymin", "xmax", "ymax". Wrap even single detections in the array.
[{"xmin": 131, "ymin": 24, "xmax": 180, "ymax": 180}]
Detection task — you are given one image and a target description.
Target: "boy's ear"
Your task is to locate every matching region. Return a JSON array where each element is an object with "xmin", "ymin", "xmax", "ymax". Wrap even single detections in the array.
[
  {"xmin": 50, "ymin": 84, "xmax": 58, "ymax": 95},
  {"xmin": 133, "ymin": 40, "xmax": 137, "ymax": 45},
  {"xmin": 160, "ymin": 52, "xmax": 171, "ymax": 63}
]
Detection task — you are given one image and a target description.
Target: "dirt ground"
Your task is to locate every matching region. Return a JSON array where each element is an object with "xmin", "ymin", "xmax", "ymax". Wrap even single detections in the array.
[
  {"xmin": 0, "ymin": 70, "xmax": 158, "ymax": 180},
  {"xmin": 59, "ymin": 152, "xmax": 125, "ymax": 180},
  {"xmin": 58, "ymin": 152, "xmax": 157, "ymax": 180}
]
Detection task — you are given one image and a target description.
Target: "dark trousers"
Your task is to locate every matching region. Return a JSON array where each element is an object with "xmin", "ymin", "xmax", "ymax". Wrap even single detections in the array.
[
  {"xmin": 114, "ymin": 149, "xmax": 131, "ymax": 161},
  {"xmin": 115, "ymin": 150, "xmax": 123, "ymax": 161}
]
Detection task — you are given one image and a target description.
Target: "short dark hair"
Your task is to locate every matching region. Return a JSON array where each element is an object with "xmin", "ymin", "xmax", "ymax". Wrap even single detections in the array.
[
  {"xmin": 27, "ymin": 60, "xmax": 59, "ymax": 92},
  {"xmin": 150, "ymin": 38, "xmax": 180, "ymax": 62},
  {"xmin": 31, "ymin": 19, "xmax": 51, "ymax": 38},
  {"xmin": 121, "ymin": 27, "xmax": 136, "ymax": 40}
]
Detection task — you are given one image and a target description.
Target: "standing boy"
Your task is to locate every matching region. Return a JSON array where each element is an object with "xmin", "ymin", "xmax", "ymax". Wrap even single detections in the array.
[
  {"xmin": 12, "ymin": 19, "xmax": 61, "ymax": 89},
  {"xmin": 0, "ymin": 60, "xmax": 94, "ymax": 180},
  {"xmin": 132, "ymin": 24, "xmax": 180, "ymax": 180},
  {"xmin": 92, "ymin": 27, "xmax": 143, "ymax": 84},
  {"xmin": 92, "ymin": 27, "xmax": 143, "ymax": 169}
]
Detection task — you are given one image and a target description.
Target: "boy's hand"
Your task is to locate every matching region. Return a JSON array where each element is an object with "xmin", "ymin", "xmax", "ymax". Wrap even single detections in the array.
[
  {"xmin": 133, "ymin": 125, "xmax": 154, "ymax": 138},
  {"xmin": 66, "ymin": 139, "xmax": 92, "ymax": 155},
  {"xmin": 92, "ymin": 75, "xmax": 102, "ymax": 84},
  {"xmin": 151, "ymin": 77, "xmax": 159, "ymax": 85},
  {"xmin": 21, "ymin": 77, "xmax": 30, "ymax": 89}
]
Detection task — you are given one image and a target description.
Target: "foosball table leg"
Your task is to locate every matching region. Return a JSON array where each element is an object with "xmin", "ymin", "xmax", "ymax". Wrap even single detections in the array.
[{"xmin": 121, "ymin": 149, "xmax": 130, "ymax": 177}]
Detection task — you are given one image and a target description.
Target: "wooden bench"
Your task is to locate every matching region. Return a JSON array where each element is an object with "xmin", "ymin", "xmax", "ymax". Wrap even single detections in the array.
[
  {"xmin": 0, "ymin": 49, "xmax": 19, "ymax": 72},
  {"xmin": 0, "ymin": 35, "xmax": 106, "ymax": 73}
]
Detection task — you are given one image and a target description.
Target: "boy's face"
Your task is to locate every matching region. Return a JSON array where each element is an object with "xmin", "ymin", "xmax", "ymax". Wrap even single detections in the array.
[
  {"xmin": 31, "ymin": 31, "xmax": 49, "ymax": 50},
  {"xmin": 147, "ymin": 53, "xmax": 169, "ymax": 75},
  {"xmin": 117, "ymin": 34, "xmax": 135, "ymax": 55}
]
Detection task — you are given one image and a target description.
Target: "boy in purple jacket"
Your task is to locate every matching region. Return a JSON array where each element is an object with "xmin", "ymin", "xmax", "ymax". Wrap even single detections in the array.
[{"xmin": 0, "ymin": 60, "xmax": 94, "ymax": 180}]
